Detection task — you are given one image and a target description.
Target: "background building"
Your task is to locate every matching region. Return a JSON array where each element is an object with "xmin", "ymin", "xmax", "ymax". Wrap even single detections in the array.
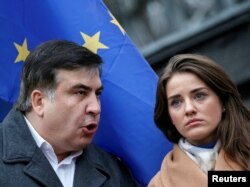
[{"xmin": 104, "ymin": 0, "xmax": 250, "ymax": 106}]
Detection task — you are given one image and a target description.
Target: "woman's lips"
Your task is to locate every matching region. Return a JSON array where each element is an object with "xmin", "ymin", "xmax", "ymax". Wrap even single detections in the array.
[{"xmin": 186, "ymin": 119, "xmax": 203, "ymax": 127}]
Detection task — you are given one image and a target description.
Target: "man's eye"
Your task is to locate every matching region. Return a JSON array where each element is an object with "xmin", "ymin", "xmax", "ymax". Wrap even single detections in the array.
[
  {"xmin": 96, "ymin": 91, "xmax": 102, "ymax": 99},
  {"xmin": 76, "ymin": 90, "xmax": 86, "ymax": 95}
]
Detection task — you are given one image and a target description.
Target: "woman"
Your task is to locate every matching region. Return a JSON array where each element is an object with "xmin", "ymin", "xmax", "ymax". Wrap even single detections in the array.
[{"xmin": 148, "ymin": 54, "xmax": 250, "ymax": 187}]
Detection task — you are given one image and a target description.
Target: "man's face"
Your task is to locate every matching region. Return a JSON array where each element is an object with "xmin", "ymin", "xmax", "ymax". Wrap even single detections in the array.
[{"xmin": 40, "ymin": 68, "xmax": 103, "ymax": 155}]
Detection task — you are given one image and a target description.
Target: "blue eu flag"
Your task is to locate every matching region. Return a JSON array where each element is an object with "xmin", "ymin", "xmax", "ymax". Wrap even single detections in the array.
[{"xmin": 0, "ymin": 0, "xmax": 172, "ymax": 185}]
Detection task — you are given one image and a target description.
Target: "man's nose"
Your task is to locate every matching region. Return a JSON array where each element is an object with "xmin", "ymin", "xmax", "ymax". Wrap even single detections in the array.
[{"xmin": 86, "ymin": 94, "xmax": 101, "ymax": 115}]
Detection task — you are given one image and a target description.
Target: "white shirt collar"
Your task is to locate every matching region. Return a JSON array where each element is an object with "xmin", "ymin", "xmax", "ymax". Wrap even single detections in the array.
[
  {"xmin": 24, "ymin": 115, "xmax": 82, "ymax": 164},
  {"xmin": 24, "ymin": 115, "xmax": 83, "ymax": 187},
  {"xmin": 24, "ymin": 116, "xmax": 46, "ymax": 148}
]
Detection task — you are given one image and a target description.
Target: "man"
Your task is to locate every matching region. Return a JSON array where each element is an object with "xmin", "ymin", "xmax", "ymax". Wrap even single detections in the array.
[{"xmin": 0, "ymin": 40, "xmax": 139, "ymax": 187}]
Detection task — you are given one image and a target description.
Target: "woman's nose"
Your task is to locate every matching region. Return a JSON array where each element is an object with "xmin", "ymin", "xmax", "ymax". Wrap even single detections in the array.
[{"xmin": 184, "ymin": 99, "xmax": 196, "ymax": 116}]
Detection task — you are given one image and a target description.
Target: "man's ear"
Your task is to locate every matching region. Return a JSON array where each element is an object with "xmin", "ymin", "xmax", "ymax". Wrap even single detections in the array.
[{"xmin": 31, "ymin": 89, "xmax": 45, "ymax": 116}]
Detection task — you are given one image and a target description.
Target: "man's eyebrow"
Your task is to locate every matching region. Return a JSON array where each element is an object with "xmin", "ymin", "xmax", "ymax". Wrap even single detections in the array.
[
  {"xmin": 71, "ymin": 83, "xmax": 104, "ymax": 92},
  {"xmin": 71, "ymin": 84, "xmax": 91, "ymax": 91},
  {"xmin": 97, "ymin": 86, "xmax": 104, "ymax": 92}
]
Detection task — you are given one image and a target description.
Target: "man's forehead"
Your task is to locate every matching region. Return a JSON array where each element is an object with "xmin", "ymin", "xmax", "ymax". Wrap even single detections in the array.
[{"xmin": 56, "ymin": 69, "xmax": 102, "ymax": 89}]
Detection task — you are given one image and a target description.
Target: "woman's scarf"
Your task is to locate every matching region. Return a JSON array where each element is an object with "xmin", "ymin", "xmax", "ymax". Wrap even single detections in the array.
[{"xmin": 179, "ymin": 138, "xmax": 221, "ymax": 173}]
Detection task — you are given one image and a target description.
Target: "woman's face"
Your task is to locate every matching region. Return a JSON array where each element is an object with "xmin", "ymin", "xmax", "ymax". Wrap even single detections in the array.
[{"xmin": 166, "ymin": 72, "xmax": 224, "ymax": 146}]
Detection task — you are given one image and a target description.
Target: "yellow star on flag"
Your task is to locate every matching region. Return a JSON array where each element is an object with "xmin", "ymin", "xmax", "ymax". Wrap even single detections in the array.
[
  {"xmin": 14, "ymin": 38, "xmax": 30, "ymax": 63},
  {"xmin": 81, "ymin": 31, "xmax": 108, "ymax": 54},
  {"xmin": 110, "ymin": 12, "xmax": 125, "ymax": 35}
]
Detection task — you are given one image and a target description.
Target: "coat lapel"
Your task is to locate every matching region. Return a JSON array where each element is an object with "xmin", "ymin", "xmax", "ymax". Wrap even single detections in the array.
[
  {"xmin": 23, "ymin": 148, "xmax": 63, "ymax": 186},
  {"xmin": 149, "ymin": 145, "xmax": 207, "ymax": 187},
  {"xmin": 3, "ymin": 109, "xmax": 111, "ymax": 187},
  {"xmin": 73, "ymin": 152, "xmax": 107, "ymax": 187},
  {"xmin": 164, "ymin": 145, "xmax": 207, "ymax": 187},
  {"xmin": 215, "ymin": 149, "xmax": 244, "ymax": 170},
  {"xmin": 2, "ymin": 109, "xmax": 63, "ymax": 186}
]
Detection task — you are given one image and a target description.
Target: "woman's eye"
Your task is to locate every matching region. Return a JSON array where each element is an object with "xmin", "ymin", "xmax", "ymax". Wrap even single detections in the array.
[
  {"xmin": 170, "ymin": 99, "xmax": 182, "ymax": 108},
  {"xmin": 195, "ymin": 92, "xmax": 206, "ymax": 100}
]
